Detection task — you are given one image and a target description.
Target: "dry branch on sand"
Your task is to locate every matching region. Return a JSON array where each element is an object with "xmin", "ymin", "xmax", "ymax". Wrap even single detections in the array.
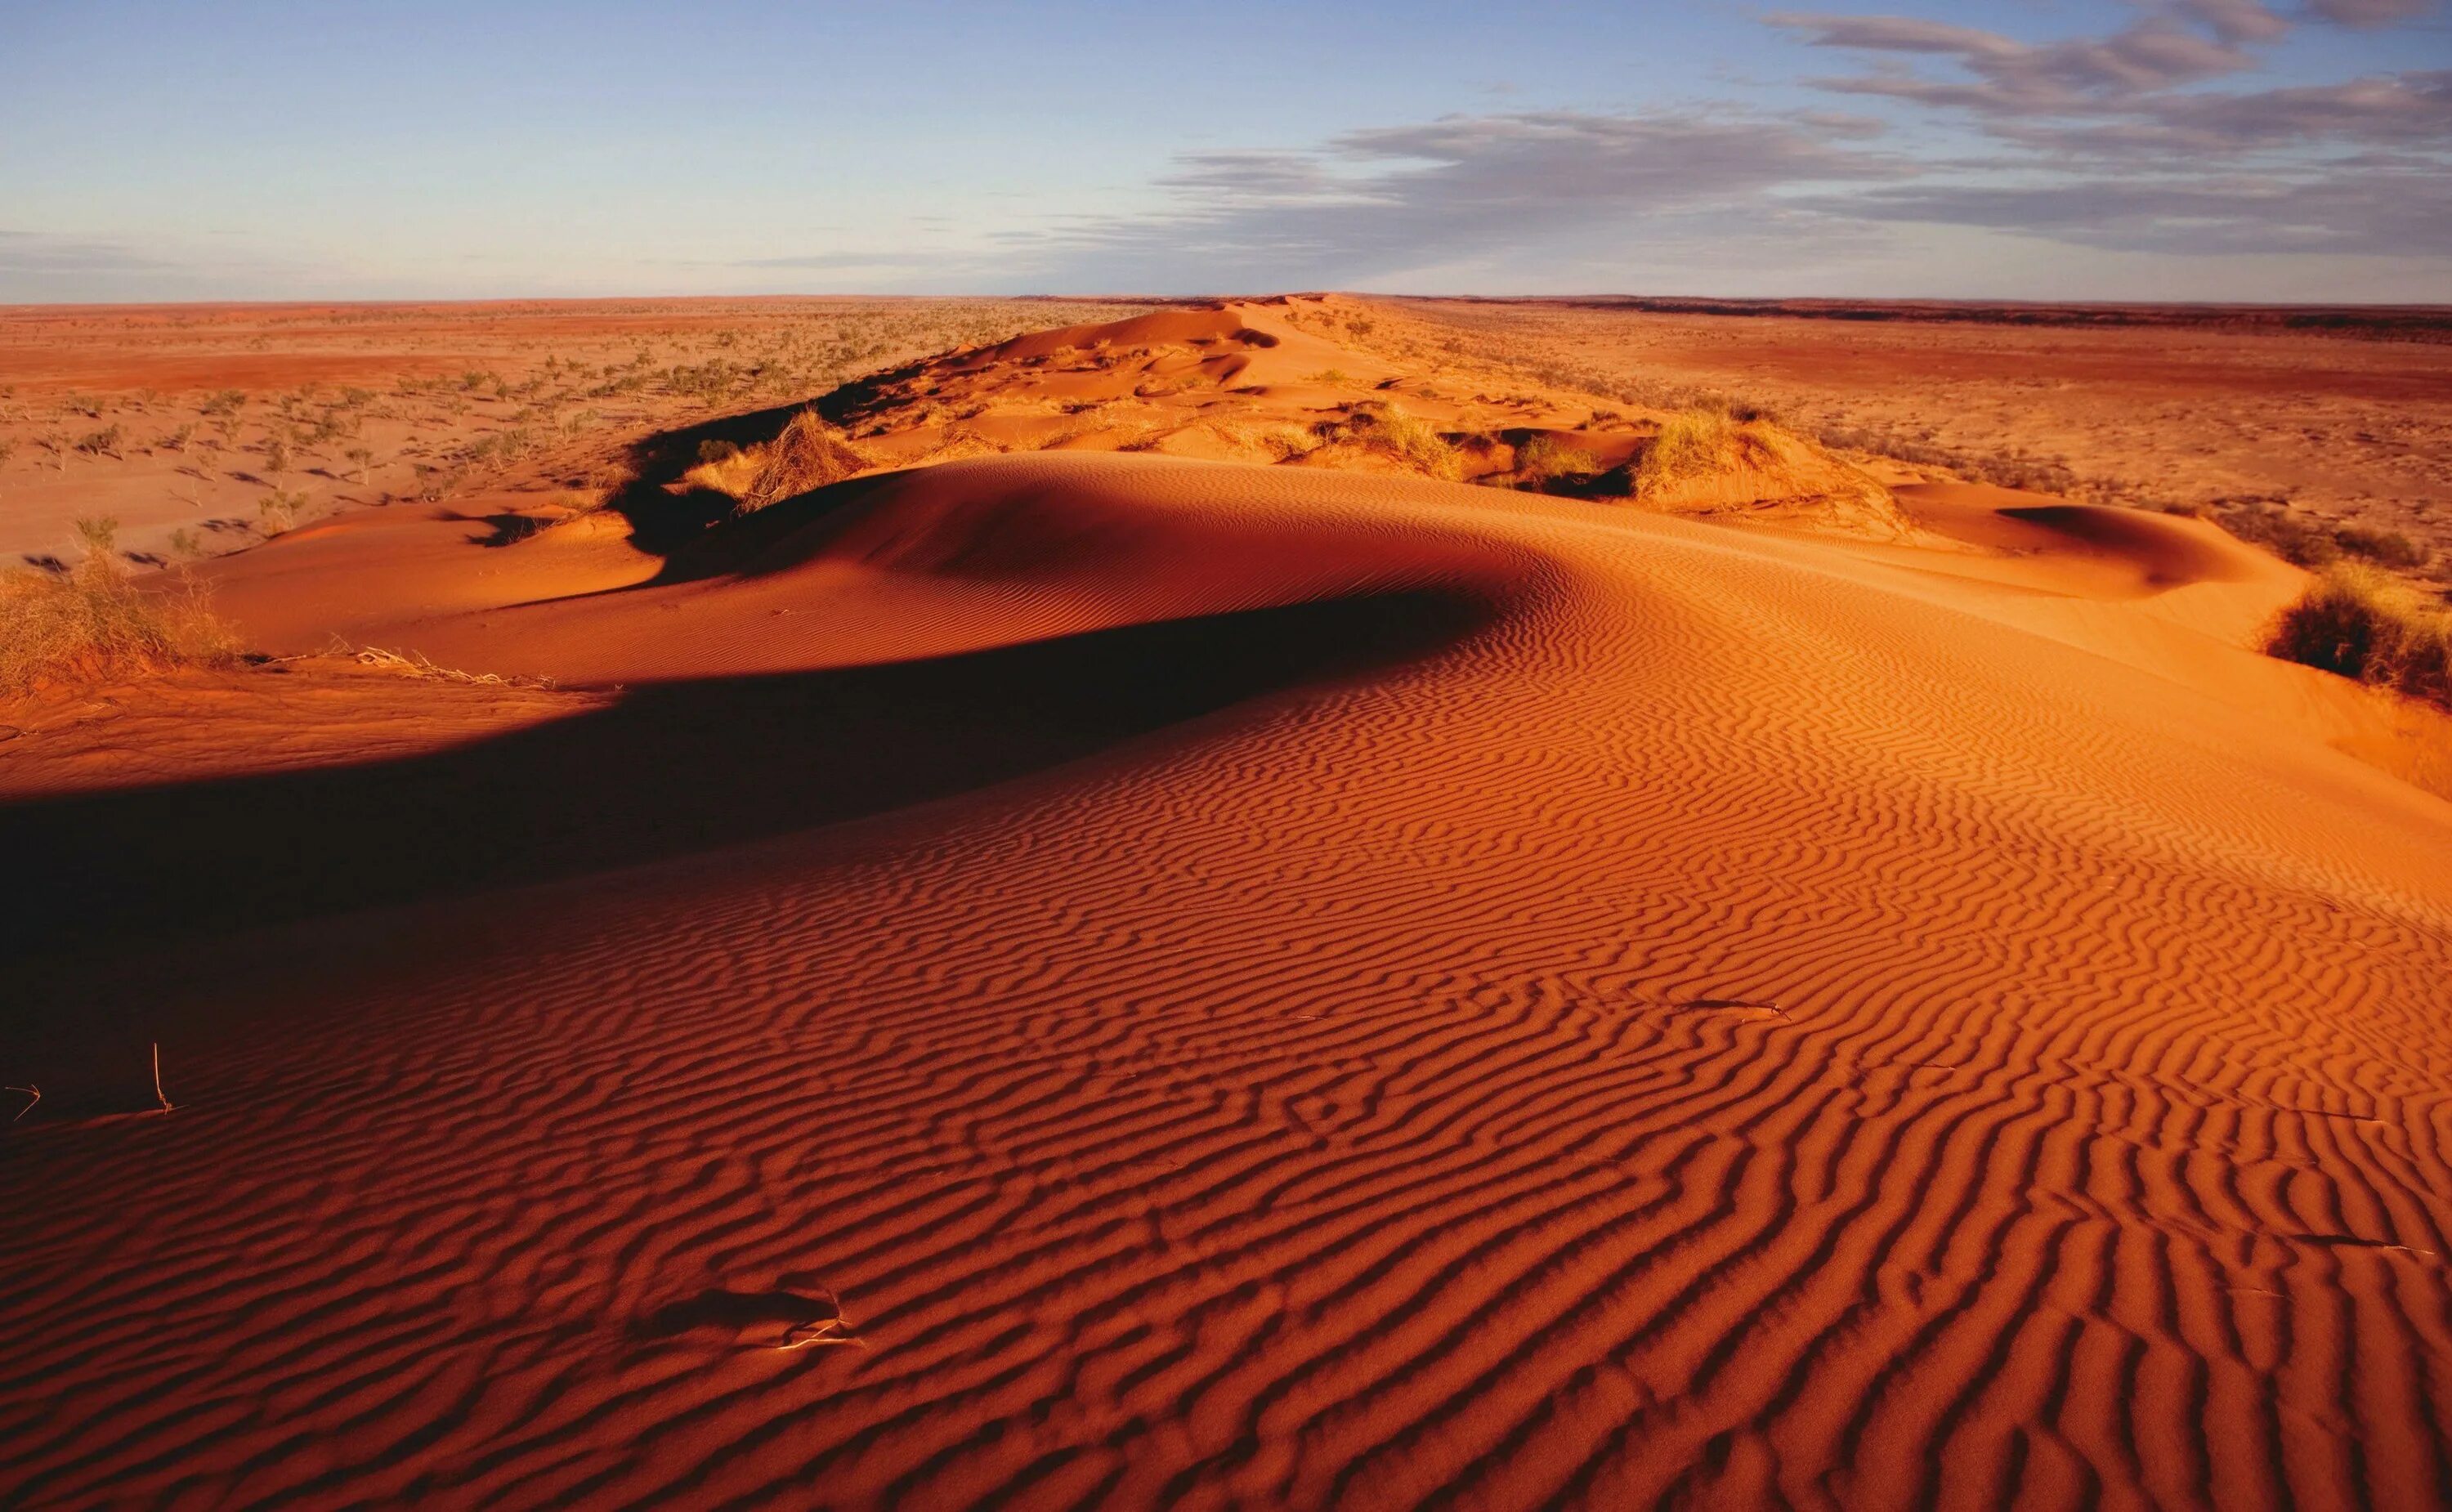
[{"xmin": 328, "ymin": 640, "xmax": 548, "ymax": 687}]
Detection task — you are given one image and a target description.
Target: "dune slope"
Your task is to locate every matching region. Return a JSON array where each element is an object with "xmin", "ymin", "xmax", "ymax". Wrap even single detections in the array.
[{"xmin": 3, "ymin": 402, "xmax": 2451, "ymax": 1505}]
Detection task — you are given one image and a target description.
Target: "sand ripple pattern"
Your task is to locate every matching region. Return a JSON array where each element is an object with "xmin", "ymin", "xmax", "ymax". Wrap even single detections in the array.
[{"xmin": 5, "ymin": 455, "xmax": 2451, "ymax": 1510}]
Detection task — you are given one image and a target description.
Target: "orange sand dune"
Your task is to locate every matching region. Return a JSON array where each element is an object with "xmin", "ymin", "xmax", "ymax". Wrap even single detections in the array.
[{"xmin": 5, "ymin": 307, "xmax": 2452, "ymax": 1510}]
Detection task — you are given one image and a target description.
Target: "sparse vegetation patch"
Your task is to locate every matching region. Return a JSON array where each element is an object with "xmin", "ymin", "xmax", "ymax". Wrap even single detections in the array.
[
  {"xmin": 1309, "ymin": 401, "xmax": 1463, "ymax": 481},
  {"xmin": 2267, "ymin": 563, "xmax": 2451, "ymax": 709},
  {"xmin": 0, "ymin": 520, "xmax": 239, "ymax": 692}
]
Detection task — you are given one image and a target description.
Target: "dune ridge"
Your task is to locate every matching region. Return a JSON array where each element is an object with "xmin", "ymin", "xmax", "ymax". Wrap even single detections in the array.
[{"xmin": 4, "ymin": 313, "xmax": 2452, "ymax": 1509}]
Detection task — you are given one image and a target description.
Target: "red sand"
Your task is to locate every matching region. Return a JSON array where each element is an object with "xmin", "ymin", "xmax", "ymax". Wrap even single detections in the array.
[{"xmin": 4, "ymin": 303, "xmax": 2451, "ymax": 1510}]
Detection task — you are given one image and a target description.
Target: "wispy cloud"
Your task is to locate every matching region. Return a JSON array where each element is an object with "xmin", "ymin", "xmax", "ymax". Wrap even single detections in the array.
[
  {"xmin": 0, "ymin": 230, "xmax": 172, "ymax": 278},
  {"xmin": 2307, "ymin": 0, "xmax": 2438, "ymax": 24},
  {"xmin": 1805, "ymin": 167, "xmax": 2452, "ymax": 255},
  {"xmin": 8, "ymin": 2, "xmax": 2446, "ymax": 301},
  {"xmin": 1014, "ymin": 110, "xmax": 1898, "ymax": 289}
]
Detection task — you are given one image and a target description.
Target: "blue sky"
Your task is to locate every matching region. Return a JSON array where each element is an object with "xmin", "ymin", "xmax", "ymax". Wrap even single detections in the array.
[{"xmin": 2, "ymin": 0, "xmax": 2447, "ymax": 302}]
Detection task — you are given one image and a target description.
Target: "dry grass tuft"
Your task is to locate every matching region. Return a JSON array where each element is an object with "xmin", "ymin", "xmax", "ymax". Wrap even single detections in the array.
[
  {"xmin": 0, "ymin": 520, "xmax": 239, "ymax": 693},
  {"xmin": 1635, "ymin": 408, "xmax": 1743, "ymax": 497},
  {"xmin": 739, "ymin": 410, "xmax": 872, "ymax": 512},
  {"xmin": 1311, "ymin": 401, "xmax": 1463, "ymax": 481},
  {"xmin": 2267, "ymin": 563, "xmax": 2452, "ymax": 709},
  {"xmin": 1515, "ymin": 434, "xmax": 1604, "ymax": 490},
  {"xmin": 1202, "ymin": 418, "xmax": 1318, "ymax": 463}
]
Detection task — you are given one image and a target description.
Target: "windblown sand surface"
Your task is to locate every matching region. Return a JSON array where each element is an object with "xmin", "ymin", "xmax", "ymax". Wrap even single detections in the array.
[{"xmin": 5, "ymin": 302, "xmax": 2452, "ymax": 1510}]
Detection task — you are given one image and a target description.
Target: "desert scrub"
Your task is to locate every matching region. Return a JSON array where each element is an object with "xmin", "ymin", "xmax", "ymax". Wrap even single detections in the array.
[
  {"xmin": 2333, "ymin": 522, "xmax": 2429, "ymax": 570},
  {"xmin": 2267, "ymin": 563, "xmax": 2451, "ymax": 709},
  {"xmin": 258, "ymin": 490, "xmax": 308, "ymax": 534},
  {"xmin": 1315, "ymin": 401, "xmax": 1463, "ymax": 481},
  {"xmin": 738, "ymin": 410, "xmax": 871, "ymax": 512},
  {"xmin": 1635, "ymin": 408, "xmax": 1736, "ymax": 496},
  {"xmin": 0, "ymin": 520, "xmax": 239, "ymax": 692},
  {"xmin": 1515, "ymin": 434, "xmax": 1603, "ymax": 490}
]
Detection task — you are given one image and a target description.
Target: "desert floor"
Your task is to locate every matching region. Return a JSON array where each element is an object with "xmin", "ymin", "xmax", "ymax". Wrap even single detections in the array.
[
  {"xmin": 0, "ymin": 297, "xmax": 1150, "ymax": 567},
  {"xmin": 1391, "ymin": 297, "xmax": 2452, "ymax": 591},
  {"xmin": 3, "ymin": 296, "xmax": 2450, "ymax": 1510}
]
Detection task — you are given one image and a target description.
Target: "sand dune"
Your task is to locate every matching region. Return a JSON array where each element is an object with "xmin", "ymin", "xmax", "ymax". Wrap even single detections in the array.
[{"xmin": 5, "ymin": 307, "xmax": 2452, "ymax": 1510}]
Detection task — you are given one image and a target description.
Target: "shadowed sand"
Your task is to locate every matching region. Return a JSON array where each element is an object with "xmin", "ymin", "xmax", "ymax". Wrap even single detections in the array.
[{"xmin": 3, "ymin": 306, "xmax": 2452, "ymax": 1510}]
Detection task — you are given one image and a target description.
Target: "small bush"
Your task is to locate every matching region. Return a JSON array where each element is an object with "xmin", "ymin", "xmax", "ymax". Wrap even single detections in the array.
[
  {"xmin": 2218, "ymin": 503, "xmax": 2338, "ymax": 568},
  {"xmin": 77, "ymin": 424, "xmax": 125, "ymax": 459},
  {"xmin": 1635, "ymin": 409, "xmax": 1735, "ymax": 496},
  {"xmin": 413, "ymin": 463, "xmax": 467, "ymax": 503},
  {"xmin": 1516, "ymin": 434, "xmax": 1603, "ymax": 490},
  {"xmin": 2333, "ymin": 522, "xmax": 2429, "ymax": 570},
  {"xmin": 739, "ymin": 411, "xmax": 871, "ymax": 512},
  {"xmin": 0, "ymin": 521, "xmax": 238, "ymax": 692},
  {"xmin": 2267, "ymin": 563, "xmax": 2451, "ymax": 709},
  {"xmin": 258, "ymin": 490, "xmax": 308, "ymax": 533},
  {"xmin": 1313, "ymin": 401, "xmax": 1462, "ymax": 481}
]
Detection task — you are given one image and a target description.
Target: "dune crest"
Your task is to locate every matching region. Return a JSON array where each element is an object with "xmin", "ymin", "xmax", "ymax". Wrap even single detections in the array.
[{"xmin": 727, "ymin": 296, "xmax": 1918, "ymax": 536}]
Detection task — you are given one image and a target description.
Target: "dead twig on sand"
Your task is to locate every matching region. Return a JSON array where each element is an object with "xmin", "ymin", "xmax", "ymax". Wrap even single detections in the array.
[
  {"xmin": 5, "ymin": 1085, "xmax": 38, "ymax": 1124},
  {"xmin": 341, "ymin": 642, "xmax": 513, "ymax": 684},
  {"xmin": 153, "ymin": 1042, "xmax": 173, "ymax": 1113},
  {"xmin": 305, "ymin": 636, "xmax": 555, "ymax": 688},
  {"xmin": 776, "ymin": 1287, "xmax": 867, "ymax": 1352}
]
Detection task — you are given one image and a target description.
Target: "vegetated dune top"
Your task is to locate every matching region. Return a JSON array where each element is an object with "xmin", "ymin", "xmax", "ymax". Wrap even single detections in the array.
[
  {"xmin": 1382, "ymin": 293, "xmax": 2452, "ymax": 586},
  {"xmin": 0, "ymin": 294, "xmax": 1160, "ymax": 567},
  {"xmin": 3, "ymin": 301, "xmax": 2452, "ymax": 1510}
]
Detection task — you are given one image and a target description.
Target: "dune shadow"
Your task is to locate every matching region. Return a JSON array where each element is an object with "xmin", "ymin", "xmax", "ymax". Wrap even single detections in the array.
[
  {"xmin": 592, "ymin": 398, "xmax": 847, "ymax": 557},
  {"xmin": 1, "ymin": 589, "xmax": 1479, "ymax": 1098},
  {"xmin": 3, "ymin": 592, "xmax": 1470, "ymax": 955}
]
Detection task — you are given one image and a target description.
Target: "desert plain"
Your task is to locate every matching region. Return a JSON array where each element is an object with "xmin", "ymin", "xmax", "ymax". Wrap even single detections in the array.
[{"xmin": 3, "ymin": 293, "xmax": 2452, "ymax": 1510}]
